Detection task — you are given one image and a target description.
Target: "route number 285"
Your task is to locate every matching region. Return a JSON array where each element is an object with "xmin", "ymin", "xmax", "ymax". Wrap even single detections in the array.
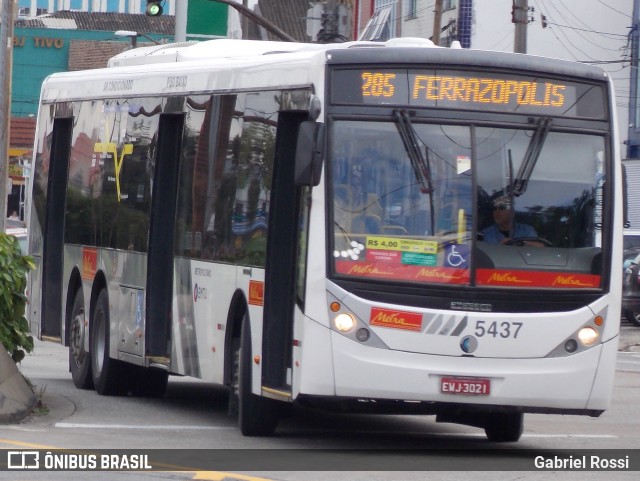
[{"xmin": 362, "ymin": 72, "xmax": 396, "ymax": 98}]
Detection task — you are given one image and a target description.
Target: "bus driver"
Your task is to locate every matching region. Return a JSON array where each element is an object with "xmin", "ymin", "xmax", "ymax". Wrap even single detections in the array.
[{"xmin": 481, "ymin": 196, "xmax": 543, "ymax": 247}]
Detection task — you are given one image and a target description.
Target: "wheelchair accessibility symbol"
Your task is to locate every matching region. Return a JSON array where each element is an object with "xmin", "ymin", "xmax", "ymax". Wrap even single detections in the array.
[{"xmin": 445, "ymin": 244, "xmax": 468, "ymax": 268}]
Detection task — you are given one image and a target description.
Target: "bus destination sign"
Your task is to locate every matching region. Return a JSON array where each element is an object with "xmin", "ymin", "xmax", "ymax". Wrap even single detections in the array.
[{"xmin": 331, "ymin": 68, "xmax": 605, "ymax": 119}]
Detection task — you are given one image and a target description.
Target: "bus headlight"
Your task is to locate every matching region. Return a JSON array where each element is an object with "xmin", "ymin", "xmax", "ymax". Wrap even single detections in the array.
[
  {"xmin": 334, "ymin": 313, "xmax": 356, "ymax": 332},
  {"xmin": 545, "ymin": 308, "xmax": 607, "ymax": 358},
  {"xmin": 578, "ymin": 326, "xmax": 599, "ymax": 346}
]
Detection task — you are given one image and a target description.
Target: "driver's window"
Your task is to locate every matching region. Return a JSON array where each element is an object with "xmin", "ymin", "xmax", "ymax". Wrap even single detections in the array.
[{"xmin": 476, "ymin": 127, "xmax": 604, "ymax": 249}]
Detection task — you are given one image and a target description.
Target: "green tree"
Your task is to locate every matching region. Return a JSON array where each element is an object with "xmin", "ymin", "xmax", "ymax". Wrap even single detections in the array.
[{"xmin": 0, "ymin": 234, "xmax": 35, "ymax": 362}]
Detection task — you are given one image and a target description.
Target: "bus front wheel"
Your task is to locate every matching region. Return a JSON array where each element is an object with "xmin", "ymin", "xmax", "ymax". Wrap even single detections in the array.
[
  {"xmin": 130, "ymin": 366, "xmax": 169, "ymax": 397},
  {"xmin": 69, "ymin": 288, "xmax": 93, "ymax": 389},
  {"xmin": 484, "ymin": 412, "xmax": 523, "ymax": 442},
  {"xmin": 234, "ymin": 314, "xmax": 279, "ymax": 436},
  {"xmin": 90, "ymin": 289, "xmax": 128, "ymax": 395}
]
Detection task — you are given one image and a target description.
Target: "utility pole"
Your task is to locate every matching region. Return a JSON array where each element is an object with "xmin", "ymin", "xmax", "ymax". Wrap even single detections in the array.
[
  {"xmin": 512, "ymin": 0, "xmax": 528, "ymax": 53},
  {"xmin": 628, "ymin": 0, "xmax": 640, "ymax": 159},
  {"xmin": 0, "ymin": 0, "xmax": 17, "ymax": 231},
  {"xmin": 175, "ymin": 0, "xmax": 187, "ymax": 42},
  {"xmin": 242, "ymin": 0, "xmax": 249, "ymax": 40},
  {"xmin": 432, "ymin": 0, "xmax": 443, "ymax": 46}
]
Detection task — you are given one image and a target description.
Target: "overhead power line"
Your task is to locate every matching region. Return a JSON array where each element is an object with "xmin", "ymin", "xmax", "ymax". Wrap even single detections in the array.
[{"xmin": 543, "ymin": 20, "xmax": 628, "ymax": 38}]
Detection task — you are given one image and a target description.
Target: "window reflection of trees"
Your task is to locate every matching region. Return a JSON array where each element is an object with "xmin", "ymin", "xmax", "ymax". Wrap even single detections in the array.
[{"xmin": 175, "ymin": 89, "xmax": 309, "ymax": 266}]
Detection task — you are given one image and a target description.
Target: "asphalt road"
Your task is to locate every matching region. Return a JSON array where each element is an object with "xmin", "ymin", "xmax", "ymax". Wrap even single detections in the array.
[{"xmin": 0, "ymin": 318, "xmax": 638, "ymax": 480}]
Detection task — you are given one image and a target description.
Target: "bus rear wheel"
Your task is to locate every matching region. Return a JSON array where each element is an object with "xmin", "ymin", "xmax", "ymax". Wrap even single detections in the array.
[
  {"xmin": 69, "ymin": 288, "xmax": 93, "ymax": 389},
  {"xmin": 234, "ymin": 315, "xmax": 279, "ymax": 436},
  {"xmin": 90, "ymin": 289, "xmax": 129, "ymax": 396},
  {"xmin": 484, "ymin": 412, "xmax": 523, "ymax": 442}
]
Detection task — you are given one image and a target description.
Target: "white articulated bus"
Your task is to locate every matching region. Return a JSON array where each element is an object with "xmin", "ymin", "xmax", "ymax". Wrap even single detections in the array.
[{"xmin": 26, "ymin": 37, "xmax": 622, "ymax": 442}]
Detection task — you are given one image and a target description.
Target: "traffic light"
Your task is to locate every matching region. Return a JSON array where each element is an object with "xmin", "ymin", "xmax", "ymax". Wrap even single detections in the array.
[{"xmin": 146, "ymin": 1, "xmax": 163, "ymax": 16}]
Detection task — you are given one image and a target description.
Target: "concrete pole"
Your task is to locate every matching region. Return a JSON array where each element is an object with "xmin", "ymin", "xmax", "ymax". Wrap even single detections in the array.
[
  {"xmin": 175, "ymin": 0, "xmax": 188, "ymax": 42},
  {"xmin": 628, "ymin": 0, "xmax": 640, "ymax": 159},
  {"xmin": 432, "ymin": 0, "xmax": 443, "ymax": 46},
  {"xmin": 242, "ymin": 0, "xmax": 249, "ymax": 39},
  {"xmin": 513, "ymin": 0, "xmax": 528, "ymax": 53},
  {"xmin": 0, "ymin": 0, "xmax": 17, "ymax": 230}
]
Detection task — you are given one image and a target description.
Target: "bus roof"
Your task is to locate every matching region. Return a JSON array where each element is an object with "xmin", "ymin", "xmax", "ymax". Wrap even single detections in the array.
[
  {"xmin": 39, "ymin": 38, "xmax": 608, "ymax": 104},
  {"xmin": 105, "ymin": 38, "xmax": 436, "ymax": 68}
]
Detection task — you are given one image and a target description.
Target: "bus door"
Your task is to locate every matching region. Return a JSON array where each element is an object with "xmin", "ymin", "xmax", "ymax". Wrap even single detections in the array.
[
  {"xmin": 260, "ymin": 111, "xmax": 309, "ymax": 394},
  {"xmin": 145, "ymin": 113, "xmax": 184, "ymax": 359},
  {"xmin": 41, "ymin": 117, "xmax": 73, "ymax": 340}
]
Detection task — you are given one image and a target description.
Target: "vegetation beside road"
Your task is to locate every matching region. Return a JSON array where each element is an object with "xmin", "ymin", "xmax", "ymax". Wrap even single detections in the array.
[{"xmin": 0, "ymin": 232, "xmax": 35, "ymax": 362}]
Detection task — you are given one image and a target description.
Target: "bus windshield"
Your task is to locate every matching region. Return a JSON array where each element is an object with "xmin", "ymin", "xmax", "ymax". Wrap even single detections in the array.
[{"xmin": 330, "ymin": 118, "xmax": 605, "ymax": 288}]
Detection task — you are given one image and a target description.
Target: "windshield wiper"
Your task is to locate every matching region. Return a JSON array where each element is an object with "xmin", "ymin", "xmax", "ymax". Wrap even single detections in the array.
[
  {"xmin": 394, "ymin": 109, "xmax": 435, "ymax": 234},
  {"xmin": 510, "ymin": 117, "xmax": 552, "ymax": 197},
  {"xmin": 394, "ymin": 109, "xmax": 433, "ymax": 194}
]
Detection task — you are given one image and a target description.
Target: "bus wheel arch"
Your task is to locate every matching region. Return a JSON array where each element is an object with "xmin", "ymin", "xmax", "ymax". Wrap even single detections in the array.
[
  {"xmin": 225, "ymin": 291, "xmax": 280, "ymax": 435},
  {"xmin": 67, "ymin": 269, "xmax": 93, "ymax": 389}
]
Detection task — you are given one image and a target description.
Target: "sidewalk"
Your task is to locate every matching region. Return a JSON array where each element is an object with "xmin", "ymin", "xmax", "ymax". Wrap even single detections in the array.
[{"xmin": 619, "ymin": 320, "xmax": 640, "ymax": 352}]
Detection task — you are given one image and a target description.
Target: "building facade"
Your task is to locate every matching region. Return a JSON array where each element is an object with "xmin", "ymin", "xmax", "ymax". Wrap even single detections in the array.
[
  {"xmin": 18, "ymin": 0, "xmax": 177, "ymax": 16},
  {"xmin": 7, "ymin": 10, "xmax": 175, "ymax": 217}
]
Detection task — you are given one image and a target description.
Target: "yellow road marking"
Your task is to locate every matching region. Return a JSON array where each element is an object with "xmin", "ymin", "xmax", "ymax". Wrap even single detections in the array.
[
  {"xmin": 193, "ymin": 472, "xmax": 276, "ymax": 481},
  {"xmin": 0, "ymin": 438, "xmax": 57, "ymax": 449}
]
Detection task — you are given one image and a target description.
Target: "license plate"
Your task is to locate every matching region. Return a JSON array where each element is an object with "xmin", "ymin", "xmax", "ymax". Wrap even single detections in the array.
[{"xmin": 441, "ymin": 377, "xmax": 491, "ymax": 395}]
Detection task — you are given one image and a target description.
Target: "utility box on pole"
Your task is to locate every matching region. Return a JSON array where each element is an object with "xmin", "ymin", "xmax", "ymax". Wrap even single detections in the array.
[
  {"xmin": 307, "ymin": 3, "xmax": 324, "ymax": 41},
  {"xmin": 308, "ymin": 1, "xmax": 352, "ymax": 43}
]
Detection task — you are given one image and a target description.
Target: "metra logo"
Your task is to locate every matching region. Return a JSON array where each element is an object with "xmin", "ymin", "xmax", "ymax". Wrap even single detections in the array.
[
  {"xmin": 193, "ymin": 283, "xmax": 208, "ymax": 302},
  {"xmin": 415, "ymin": 268, "xmax": 460, "ymax": 280},
  {"xmin": 348, "ymin": 264, "xmax": 393, "ymax": 276},
  {"xmin": 552, "ymin": 275, "xmax": 593, "ymax": 287},
  {"xmin": 487, "ymin": 272, "xmax": 530, "ymax": 283},
  {"xmin": 370, "ymin": 307, "xmax": 423, "ymax": 331}
]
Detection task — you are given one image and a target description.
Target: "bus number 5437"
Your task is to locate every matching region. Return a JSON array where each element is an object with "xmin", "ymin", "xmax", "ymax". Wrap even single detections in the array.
[{"xmin": 475, "ymin": 320, "xmax": 523, "ymax": 339}]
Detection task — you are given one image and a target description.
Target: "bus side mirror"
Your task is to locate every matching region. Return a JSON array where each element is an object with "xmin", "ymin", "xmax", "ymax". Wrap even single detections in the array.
[{"xmin": 295, "ymin": 121, "xmax": 325, "ymax": 187}]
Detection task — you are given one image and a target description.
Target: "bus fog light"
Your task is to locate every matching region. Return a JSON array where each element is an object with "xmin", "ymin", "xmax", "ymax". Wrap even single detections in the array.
[
  {"xmin": 356, "ymin": 328, "xmax": 370, "ymax": 342},
  {"xmin": 334, "ymin": 313, "xmax": 356, "ymax": 332},
  {"xmin": 564, "ymin": 339, "xmax": 578, "ymax": 353},
  {"xmin": 578, "ymin": 327, "xmax": 598, "ymax": 346}
]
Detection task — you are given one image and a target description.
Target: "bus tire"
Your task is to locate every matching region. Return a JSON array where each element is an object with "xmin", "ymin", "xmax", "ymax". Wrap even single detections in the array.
[
  {"xmin": 90, "ymin": 289, "xmax": 128, "ymax": 396},
  {"xmin": 484, "ymin": 412, "xmax": 523, "ymax": 442},
  {"xmin": 130, "ymin": 367, "xmax": 169, "ymax": 397},
  {"xmin": 237, "ymin": 315, "xmax": 279, "ymax": 436},
  {"xmin": 69, "ymin": 288, "xmax": 93, "ymax": 389}
]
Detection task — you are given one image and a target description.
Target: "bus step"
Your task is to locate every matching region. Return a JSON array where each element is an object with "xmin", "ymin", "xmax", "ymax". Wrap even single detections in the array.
[{"xmin": 261, "ymin": 386, "xmax": 292, "ymax": 402}]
